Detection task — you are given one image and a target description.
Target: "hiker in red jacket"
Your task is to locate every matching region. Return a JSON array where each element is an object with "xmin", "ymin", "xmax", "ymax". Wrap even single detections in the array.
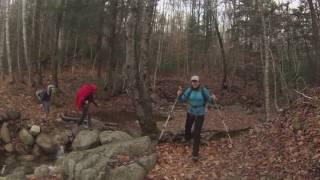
[{"xmin": 75, "ymin": 84, "xmax": 98, "ymax": 127}]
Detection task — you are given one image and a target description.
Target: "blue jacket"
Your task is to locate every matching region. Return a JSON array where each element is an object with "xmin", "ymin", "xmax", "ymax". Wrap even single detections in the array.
[{"xmin": 178, "ymin": 87, "xmax": 214, "ymax": 116}]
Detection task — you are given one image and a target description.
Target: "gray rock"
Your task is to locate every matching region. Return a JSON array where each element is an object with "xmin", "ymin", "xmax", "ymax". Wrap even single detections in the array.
[
  {"xmin": 1, "ymin": 123, "xmax": 11, "ymax": 143},
  {"xmin": 17, "ymin": 155, "xmax": 35, "ymax": 162},
  {"xmin": 99, "ymin": 131, "xmax": 133, "ymax": 145},
  {"xmin": 4, "ymin": 143, "xmax": 14, "ymax": 153},
  {"xmin": 72, "ymin": 130, "xmax": 100, "ymax": 151},
  {"xmin": 15, "ymin": 143, "xmax": 31, "ymax": 155},
  {"xmin": 34, "ymin": 165, "xmax": 50, "ymax": 179},
  {"xmin": 5, "ymin": 167, "xmax": 27, "ymax": 180},
  {"xmin": 110, "ymin": 154, "xmax": 157, "ymax": 180},
  {"xmin": 53, "ymin": 132, "xmax": 70, "ymax": 146},
  {"xmin": 59, "ymin": 136, "xmax": 155, "ymax": 180},
  {"xmin": 19, "ymin": 129, "xmax": 34, "ymax": 145},
  {"xmin": 137, "ymin": 153, "xmax": 157, "ymax": 172},
  {"xmin": 6, "ymin": 109, "xmax": 21, "ymax": 120},
  {"xmin": 110, "ymin": 163, "xmax": 146, "ymax": 180},
  {"xmin": 4, "ymin": 156, "xmax": 16, "ymax": 165},
  {"xmin": 32, "ymin": 145, "xmax": 41, "ymax": 157},
  {"xmin": 36, "ymin": 133, "xmax": 55, "ymax": 153},
  {"xmin": 30, "ymin": 125, "xmax": 41, "ymax": 136}
]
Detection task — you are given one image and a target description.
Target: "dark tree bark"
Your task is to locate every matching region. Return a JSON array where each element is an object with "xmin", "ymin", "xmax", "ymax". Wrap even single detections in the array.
[
  {"xmin": 107, "ymin": 0, "xmax": 120, "ymax": 96},
  {"xmin": 125, "ymin": 0, "xmax": 159, "ymax": 139},
  {"xmin": 213, "ymin": 15, "xmax": 228, "ymax": 90},
  {"xmin": 52, "ymin": 0, "xmax": 67, "ymax": 88},
  {"xmin": 34, "ymin": 0, "xmax": 42, "ymax": 85},
  {"xmin": 96, "ymin": 0, "xmax": 107, "ymax": 78},
  {"xmin": 0, "ymin": 0, "xmax": 4, "ymax": 80},
  {"xmin": 307, "ymin": 0, "xmax": 320, "ymax": 82}
]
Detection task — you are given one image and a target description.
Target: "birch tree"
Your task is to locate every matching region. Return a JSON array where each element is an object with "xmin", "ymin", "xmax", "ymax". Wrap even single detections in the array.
[
  {"xmin": 5, "ymin": 0, "xmax": 13, "ymax": 82},
  {"xmin": 52, "ymin": 0, "xmax": 67, "ymax": 88},
  {"xmin": 0, "ymin": 0, "xmax": 4, "ymax": 80},
  {"xmin": 259, "ymin": 0, "xmax": 271, "ymax": 121},
  {"xmin": 22, "ymin": 0, "xmax": 32, "ymax": 86},
  {"xmin": 34, "ymin": 0, "xmax": 42, "ymax": 85},
  {"xmin": 125, "ymin": 0, "xmax": 159, "ymax": 138}
]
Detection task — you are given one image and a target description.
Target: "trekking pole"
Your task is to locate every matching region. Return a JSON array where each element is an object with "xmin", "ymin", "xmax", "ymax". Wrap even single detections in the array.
[
  {"xmin": 158, "ymin": 97, "xmax": 179, "ymax": 141},
  {"xmin": 214, "ymin": 103, "xmax": 233, "ymax": 147}
]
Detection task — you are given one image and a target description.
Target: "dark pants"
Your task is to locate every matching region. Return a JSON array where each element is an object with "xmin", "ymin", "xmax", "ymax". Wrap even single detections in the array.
[
  {"xmin": 78, "ymin": 101, "xmax": 91, "ymax": 127},
  {"xmin": 185, "ymin": 113, "xmax": 204, "ymax": 157}
]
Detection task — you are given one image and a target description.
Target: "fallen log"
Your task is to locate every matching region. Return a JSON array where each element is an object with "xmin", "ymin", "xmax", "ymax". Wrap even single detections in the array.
[
  {"xmin": 60, "ymin": 112, "xmax": 119, "ymax": 127},
  {"xmin": 159, "ymin": 127, "xmax": 251, "ymax": 143}
]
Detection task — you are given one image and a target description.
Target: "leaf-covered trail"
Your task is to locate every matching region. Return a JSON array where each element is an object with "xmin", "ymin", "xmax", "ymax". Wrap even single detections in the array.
[
  {"xmin": 149, "ymin": 90, "xmax": 320, "ymax": 180},
  {"xmin": 150, "ymin": 104, "xmax": 266, "ymax": 179}
]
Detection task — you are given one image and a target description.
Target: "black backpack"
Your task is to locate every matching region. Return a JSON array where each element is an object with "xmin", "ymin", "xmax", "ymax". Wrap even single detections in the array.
[
  {"xmin": 183, "ymin": 85, "xmax": 209, "ymax": 105},
  {"xmin": 35, "ymin": 89, "xmax": 46, "ymax": 101}
]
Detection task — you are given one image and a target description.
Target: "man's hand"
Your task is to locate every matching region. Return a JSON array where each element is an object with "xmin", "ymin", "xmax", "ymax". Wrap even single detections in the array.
[{"xmin": 177, "ymin": 86, "xmax": 183, "ymax": 96}]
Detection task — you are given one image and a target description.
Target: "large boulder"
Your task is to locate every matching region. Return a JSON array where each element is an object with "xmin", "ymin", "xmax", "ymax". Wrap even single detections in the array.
[
  {"xmin": 34, "ymin": 165, "xmax": 50, "ymax": 179},
  {"xmin": 72, "ymin": 130, "xmax": 100, "ymax": 151},
  {"xmin": 4, "ymin": 143, "xmax": 14, "ymax": 153},
  {"xmin": 1, "ymin": 123, "xmax": 11, "ymax": 143},
  {"xmin": 15, "ymin": 143, "xmax": 31, "ymax": 155},
  {"xmin": 59, "ymin": 136, "xmax": 156, "ymax": 180},
  {"xmin": 6, "ymin": 109, "xmax": 21, "ymax": 121},
  {"xmin": 32, "ymin": 144, "xmax": 42, "ymax": 157},
  {"xmin": 99, "ymin": 131, "xmax": 133, "ymax": 145},
  {"xmin": 4, "ymin": 166, "xmax": 30, "ymax": 180},
  {"xmin": 18, "ymin": 129, "xmax": 34, "ymax": 145},
  {"xmin": 17, "ymin": 155, "xmax": 35, "ymax": 162},
  {"xmin": 30, "ymin": 125, "xmax": 41, "ymax": 136},
  {"xmin": 36, "ymin": 133, "xmax": 56, "ymax": 153},
  {"xmin": 53, "ymin": 131, "xmax": 72, "ymax": 146},
  {"xmin": 110, "ymin": 154, "xmax": 157, "ymax": 180}
]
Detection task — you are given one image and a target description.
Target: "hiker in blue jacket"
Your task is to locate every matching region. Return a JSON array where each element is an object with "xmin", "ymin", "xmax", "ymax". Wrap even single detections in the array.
[{"xmin": 177, "ymin": 75, "xmax": 216, "ymax": 161}]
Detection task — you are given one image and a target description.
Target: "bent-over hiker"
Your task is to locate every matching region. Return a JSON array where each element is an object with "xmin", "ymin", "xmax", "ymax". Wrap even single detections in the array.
[
  {"xmin": 75, "ymin": 84, "xmax": 98, "ymax": 128},
  {"xmin": 36, "ymin": 84, "xmax": 55, "ymax": 120},
  {"xmin": 177, "ymin": 75, "xmax": 216, "ymax": 161}
]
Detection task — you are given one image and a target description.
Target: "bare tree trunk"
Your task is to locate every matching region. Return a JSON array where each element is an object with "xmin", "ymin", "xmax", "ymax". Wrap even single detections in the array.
[
  {"xmin": 95, "ymin": 0, "xmax": 106, "ymax": 78},
  {"xmin": 5, "ymin": 0, "xmax": 13, "ymax": 83},
  {"xmin": 22, "ymin": 0, "xmax": 32, "ymax": 86},
  {"xmin": 52, "ymin": 0, "xmax": 67, "ymax": 88},
  {"xmin": 34, "ymin": 0, "xmax": 42, "ymax": 85},
  {"xmin": 0, "ymin": 0, "xmax": 5, "ymax": 80},
  {"xmin": 71, "ymin": 32, "xmax": 78, "ymax": 75},
  {"xmin": 16, "ymin": 0, "xmax": 22, "ymax": 80},
  {"xmin": 307, "ymin": 0, "xmax": 320, "ymax": 82},
  {"xmin": 125, "ymin": 0, "xmax": 159, "ymax": 139},
  {"xmin": 259, "ymin": 0, "xmax": 271, "ymax": 122},
  {"xmin": 107, "ymin": 0, "xmax": 119, "ymax": 96},
  {"xmin": 213, "ymin": 15, "xmax": 228, "ymax": 90}
]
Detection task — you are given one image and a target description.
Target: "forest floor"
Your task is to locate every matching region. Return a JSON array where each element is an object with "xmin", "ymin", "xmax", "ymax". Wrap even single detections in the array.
[{"xmin": 1, "ymin": 70, "xmax": 320, "ymax": 179}]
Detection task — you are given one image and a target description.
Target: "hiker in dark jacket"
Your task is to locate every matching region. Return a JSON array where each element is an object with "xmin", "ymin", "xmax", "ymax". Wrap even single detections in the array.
[
  {"xmin": 36, "ymin": 84, "xmax": 55, "ymax": 120},
  {"xmin": 177, "ymin": 75, "xmax": 216, "ymax": 161}
]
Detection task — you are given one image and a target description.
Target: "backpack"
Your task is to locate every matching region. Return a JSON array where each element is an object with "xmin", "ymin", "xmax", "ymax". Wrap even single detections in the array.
[
  {"xmin": 183, "ymin": 85, "xmax": 208, "ymax": 105},
  {"xmin": 35, "ymin": 89, "xmax": 46, "ymax": 101}
]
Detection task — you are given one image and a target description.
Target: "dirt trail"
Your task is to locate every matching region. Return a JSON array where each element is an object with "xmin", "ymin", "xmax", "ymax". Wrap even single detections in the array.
[{"xmin": 150, "ymin": 103, "xmax": 266, "ymax": 180}]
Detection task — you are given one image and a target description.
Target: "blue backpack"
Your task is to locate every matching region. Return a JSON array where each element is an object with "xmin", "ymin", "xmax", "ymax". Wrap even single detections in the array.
[{"xmin": 183, "ymin": 86, "xmax": 209, "ymax": 106}]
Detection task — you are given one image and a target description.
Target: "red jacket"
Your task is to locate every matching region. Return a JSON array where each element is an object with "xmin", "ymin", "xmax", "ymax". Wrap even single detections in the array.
[{"xmin": 75, "ymin": 84, "xmax": 97, "ymax": 111}]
